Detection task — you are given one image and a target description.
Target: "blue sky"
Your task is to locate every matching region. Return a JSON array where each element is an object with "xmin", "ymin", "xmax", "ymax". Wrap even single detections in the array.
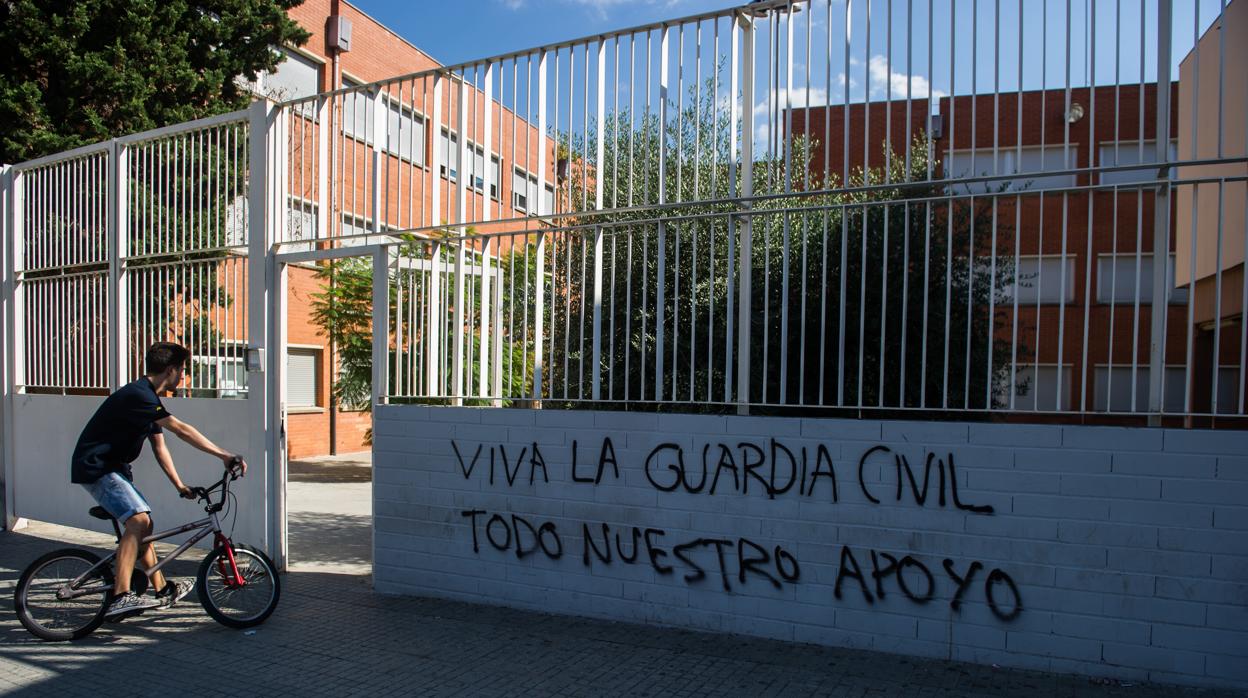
[
  {"xmin": 350, "ymin": 1, "xmax": 734, "ymax": 68},
  {"xmin": 350, "ymin": 0, "xmax": 1225, "ymax": 97},
  {"xmin": 347, "ymin": 0, "xmax": 1227, "ymax": 152}
]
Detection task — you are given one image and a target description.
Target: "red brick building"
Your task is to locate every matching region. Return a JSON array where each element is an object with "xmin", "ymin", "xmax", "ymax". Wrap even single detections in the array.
[
  {"xmin": 789, "ymin": 85, "xmax": 1239, "ymax": 417},
  {"xmin": 262, "ymin": 0, "xmax": 556, "ymax": 456}
]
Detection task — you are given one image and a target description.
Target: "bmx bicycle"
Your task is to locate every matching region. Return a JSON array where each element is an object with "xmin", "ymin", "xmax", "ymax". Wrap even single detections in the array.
[{"xmin": 13, "ymin": 459, "xmax": 280, "ymax": 641}]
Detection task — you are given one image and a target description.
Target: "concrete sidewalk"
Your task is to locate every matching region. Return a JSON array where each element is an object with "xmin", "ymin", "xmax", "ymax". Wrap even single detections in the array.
[{"xmin": 2, "ymin": 523, "xmax": 1241, "ymax": 697}]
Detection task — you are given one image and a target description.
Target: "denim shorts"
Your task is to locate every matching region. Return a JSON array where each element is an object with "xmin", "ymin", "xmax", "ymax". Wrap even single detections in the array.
[{"xmin": 82, "ymin": 472, "xmax": 152, "ymax": 524}]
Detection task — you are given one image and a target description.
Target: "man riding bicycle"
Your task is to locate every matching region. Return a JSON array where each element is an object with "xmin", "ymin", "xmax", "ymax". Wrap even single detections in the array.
[{"xmin": 70, "ymin": 342, "xmax": 249, "ymax": 618}]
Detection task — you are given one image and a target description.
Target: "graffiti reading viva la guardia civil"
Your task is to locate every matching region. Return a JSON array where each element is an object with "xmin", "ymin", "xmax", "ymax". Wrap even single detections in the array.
[{"xmin": 450, "ymin": 437, "xmax": 1022, "ymax": 621}]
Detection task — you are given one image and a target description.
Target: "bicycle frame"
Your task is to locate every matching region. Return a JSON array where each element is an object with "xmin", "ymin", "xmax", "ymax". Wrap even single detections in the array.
[{"xmin": 57, "ymin": 511, "xmax": 242, "ymax": 601}]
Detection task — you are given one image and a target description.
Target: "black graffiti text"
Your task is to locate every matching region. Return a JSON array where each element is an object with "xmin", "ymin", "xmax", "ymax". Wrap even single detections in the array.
[
  {"xmin": 452, "ymin": 440, "xmax": 551, "ymax": 487},
  {"xmin": 833, "ymin": 545, "xmax": 1021, "ymax": 621}
]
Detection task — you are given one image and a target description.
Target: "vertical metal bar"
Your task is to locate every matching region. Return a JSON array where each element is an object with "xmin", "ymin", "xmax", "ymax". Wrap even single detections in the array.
[
  {"xmin": 591, "ymin": 39, "xmax": 606, "ymax": 401},
  {"xmin": 479, "ymin": 63, "xmax": 496, "ymax": 398},
  {"xmin": 880, "ymin": 0, "xmax": 894, "ymax": 406},
  {"xmin": 1211, "ymin": 183, "xmax": 1225, "ymax": 415},
  {"xmin": 725, "ymin": 18, "xmax": 739, "ymax": 404},
  {"xmin": 372, "ymin": 246, "xmax": 389, "ymax": 407},
  {"xmin": 780, "ymin": 2, "xmax": 794, "ymax": 405},
  {"xmin": 451, "ymin": 75, "xmax": 469, "ymax": 400},
  {"xmin": 837, "ymin": 1, "xmax": 851, "ymax": 406},
  {"xmin": 316, "ymin": 96, "xmax": 330, "ymax": 241},
  {"xmin": 655, "ymin": 25, "xmax": 669, "ymax": 401},
  {"xmin": 609, "ymin": 40, "xmax": 620, "ymax": 400},
  {"xmin": 109, "ymin": 143, "xmax": 125, "ymax": 389},
  {"xmin": 737, "ymin": 13, "xmax": 755, "ymax": 412},
  {"xmin": 818, "ymin": 0, "xmax": 832, "ymax": 405},
  {"xmin": 533, "ymin": 50, "xmax": 549, "ymax": 400},
  {"xmin": 1147, "ymin": 0, "xmax": 1172, "ymax": 422},
  {"xmin": 431, "ymin": 75, "xmax": 443, "ymax": 239},
  {"xmin": 1077, "ymin": 0, "xmax": 1097, "ymax": 413}
]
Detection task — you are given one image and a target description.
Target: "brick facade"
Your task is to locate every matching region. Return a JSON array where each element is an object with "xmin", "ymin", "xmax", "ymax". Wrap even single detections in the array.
[
  {"xmin": 278, "ymin": 1, "xmax": 556, "ymax": 456},
  {"xmin": 792, "ymin": 86, "xmax": 1247, "ymax": 421}
]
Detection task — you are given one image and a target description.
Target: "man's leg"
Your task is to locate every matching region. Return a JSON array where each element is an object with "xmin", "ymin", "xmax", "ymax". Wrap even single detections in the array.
[
  {"xmin": 114, "ymin": 513, "xmax": 153, "ymax": 595},
  {"xmin": 140, "ymin": 541, "xmax": 167, "ymax": 593}
]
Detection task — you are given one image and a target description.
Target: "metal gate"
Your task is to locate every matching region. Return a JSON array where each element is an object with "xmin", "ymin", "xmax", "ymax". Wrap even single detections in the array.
[{"xmin": 1, "ymin": 105, "xmax": 281, "ymax": 560}]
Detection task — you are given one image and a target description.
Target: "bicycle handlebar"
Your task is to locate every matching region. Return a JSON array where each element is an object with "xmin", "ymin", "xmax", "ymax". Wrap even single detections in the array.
[{"xmin": 189, "ymin": 456, "xmax": 246, "ymax": 510}]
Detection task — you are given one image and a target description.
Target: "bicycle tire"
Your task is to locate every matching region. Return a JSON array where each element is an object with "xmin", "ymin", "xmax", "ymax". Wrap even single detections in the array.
[
  {"xmin": 196, "ymin": 543, "xmax": 280, "ymax": 629},
  {"xmin": 14, "ymin": 549, "xmax": 111, "ymax": 641}
]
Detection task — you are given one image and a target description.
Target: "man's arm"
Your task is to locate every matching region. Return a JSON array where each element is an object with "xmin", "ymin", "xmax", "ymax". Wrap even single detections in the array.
[
  {"xmin": 155, "ymin": 415, "xmax": 249, "ymax": 476},
  {"xmin": 149, "ymin": 432, "xmax": 192, "ymax": 497}
]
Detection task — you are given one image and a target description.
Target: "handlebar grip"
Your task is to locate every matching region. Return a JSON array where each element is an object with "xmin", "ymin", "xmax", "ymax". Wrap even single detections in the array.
[{"xmin": 227, "ymin": 456, "xmax": 243, "ymax": 479}]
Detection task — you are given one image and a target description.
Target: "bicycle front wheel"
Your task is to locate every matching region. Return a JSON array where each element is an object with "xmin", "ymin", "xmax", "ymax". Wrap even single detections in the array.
[
  {"xmin": 14, "ymin": 549, "xmax": 111, "ymax": 641},
  {"xmin": 196, "ymin": 543, "xmax": 280, "ymax": 629}
]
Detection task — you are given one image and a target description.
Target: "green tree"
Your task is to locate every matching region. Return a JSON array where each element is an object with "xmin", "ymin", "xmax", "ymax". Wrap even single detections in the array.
[
  {"xmin": 545, "ymin": 75, "xmax": 1024, "ymax": 413},
  {"xmin": 0, "ymin": 0, "xmax": 310, "ymax": 164}
]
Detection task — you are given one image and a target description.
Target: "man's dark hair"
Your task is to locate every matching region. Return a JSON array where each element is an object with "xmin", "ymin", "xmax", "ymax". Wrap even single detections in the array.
[{"xmin": 146, "ymin": 342, "xmax": 191, "ymax": 375}]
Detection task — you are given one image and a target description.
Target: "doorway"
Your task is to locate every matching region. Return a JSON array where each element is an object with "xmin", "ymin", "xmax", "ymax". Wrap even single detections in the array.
[{"xmin": 274, "ymin": 245, "xmax": 389, "ymax": 576}]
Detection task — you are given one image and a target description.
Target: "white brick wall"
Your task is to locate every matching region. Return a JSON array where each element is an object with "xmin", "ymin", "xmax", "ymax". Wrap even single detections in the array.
[{"xmin": 372, "ymin": 406, "xmax": 1248, "ymax": 689}]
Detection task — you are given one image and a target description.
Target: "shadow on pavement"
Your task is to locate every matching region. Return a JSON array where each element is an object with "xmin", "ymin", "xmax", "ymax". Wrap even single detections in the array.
[
  {"xmin": 286, "ymin": 511, "xmax": 371, "ymax": 568},
  {"xmin": 4, "ymin": 527, "xmax": 1243, "ymax": 697}
]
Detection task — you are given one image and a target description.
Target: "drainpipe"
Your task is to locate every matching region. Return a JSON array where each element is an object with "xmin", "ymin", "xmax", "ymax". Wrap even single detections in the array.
[{"xmin": 328, "ymin": 0, "xmax": 342, "ymax": 454}]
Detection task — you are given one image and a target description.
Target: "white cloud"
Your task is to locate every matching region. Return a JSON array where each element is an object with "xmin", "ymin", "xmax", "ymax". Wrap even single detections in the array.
[
  {"xmin": 498, "ymin": 0, "xmax": 526, "ymax": 8},
  {"xmin": 866, "ymin": 54, "xmax": 946, "ymax": 100}
]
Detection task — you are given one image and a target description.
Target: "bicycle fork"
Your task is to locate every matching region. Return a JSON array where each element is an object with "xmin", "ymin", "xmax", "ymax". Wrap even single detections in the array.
[{"xmin": 213, "ymin": 532, "xmax": 246, "ymax": 589}]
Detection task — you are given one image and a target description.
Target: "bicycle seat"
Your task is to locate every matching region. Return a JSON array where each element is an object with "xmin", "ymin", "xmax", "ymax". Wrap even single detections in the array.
[{"xmin": 88, "ymin": 506, "xmax": 114, "ymax": 521}]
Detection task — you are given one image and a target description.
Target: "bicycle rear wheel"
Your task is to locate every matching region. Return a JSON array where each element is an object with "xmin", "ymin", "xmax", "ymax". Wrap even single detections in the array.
[
  {"xmin": 14, "ymin": 549, "xmax": 111, "ymax": 641},
  {"xmin": 196, "ymin": 543, "xmax": 280, "ymax": 629}
]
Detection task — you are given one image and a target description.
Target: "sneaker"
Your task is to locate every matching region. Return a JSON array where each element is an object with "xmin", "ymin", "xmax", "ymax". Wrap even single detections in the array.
[
  {"xmin": 105, "ymin": 591, "xmax": 160, "ymax": 618},
  {"xmin": 154, "ymin": 578, "xmax": 195, "ymax": 608}
]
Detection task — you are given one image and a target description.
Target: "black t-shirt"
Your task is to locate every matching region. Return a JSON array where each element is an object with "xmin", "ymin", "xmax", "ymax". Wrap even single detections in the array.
[{"xmin": 71, "ymin": 377, "xmax": 171, "ymax": 484}]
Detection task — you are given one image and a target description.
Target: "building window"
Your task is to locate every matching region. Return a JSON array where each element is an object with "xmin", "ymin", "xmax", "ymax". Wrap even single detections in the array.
[
  {"xmin": 437, "ymin": 130, "xmax": 459, "ymax": 180},
  {"xmin": 385, "ymin": 100, "xmax": 425, "ymax": 164},
  {"xmin": 287, "ymin": 348, "xmax": 319, "ymax": 408},
  {"xmin": 256, "ymin": 48, "xmax": 321, "ymax": 104},
  {"xmin": 190, "ymin": 355, "xmax": 247, "ymax": 399},
  {"xmin": 342, "ymin": 78, "xmax": 372, "ymax": 143},
  {"xmin": 944, "ymin": 145, "xmax": 1078, "ymax": 194},
  {"xmin": 998, "ymin": 255, "xmax": 1077, "ymax": 304},
  {"xmin": 1096, "ymin": 253, "xmax": 1189, "ymax": 305},
  {"xmin": 288, "ymin": 198, "xmax": 318, "ymax": 241},
  {"xmin": 1098, "ymin": 140, "xmax": 1178, "ymax": 185},
  {"xmin": 438, "ymin": 131, "xmax": 499, "ymax": 197},
  {"xmin": 512, "ymin": 167, "xmax": 555, "ymax": 215},
  {"xmin": 1094, "ymin": 365, "xmax": 1188, "ymax": 413},
  {"xmin": 1004, "ymin": 364, "xmax": 1073, "ymax": 411}
]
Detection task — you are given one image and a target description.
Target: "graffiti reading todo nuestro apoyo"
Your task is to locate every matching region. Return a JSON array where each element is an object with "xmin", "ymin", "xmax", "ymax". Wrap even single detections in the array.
[{"xmin": 451, "ymin": 436, "xmax": 1022, "ymax": 621}]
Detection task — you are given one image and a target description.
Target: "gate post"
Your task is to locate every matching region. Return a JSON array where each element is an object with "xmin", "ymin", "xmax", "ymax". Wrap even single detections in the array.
[
  {"xmin": 1, "ymin": 164, "xmax": 13, "ymax": 529},
  {"xmin": 3, "ymin": 165, "xmax": 25, "ymax": 530},
  {"xmin": 247, "ymin": 98, "xmax": 279, "ymax": 562}
]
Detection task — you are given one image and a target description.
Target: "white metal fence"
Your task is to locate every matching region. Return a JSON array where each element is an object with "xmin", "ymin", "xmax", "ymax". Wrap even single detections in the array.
[
  {"xmin": 348, "ymin": 0, "xmax": 1245, "ymax": 420},
  {"xmin": 4, "ymin": 0, "xmax": 1246, "ymax": 422}
]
